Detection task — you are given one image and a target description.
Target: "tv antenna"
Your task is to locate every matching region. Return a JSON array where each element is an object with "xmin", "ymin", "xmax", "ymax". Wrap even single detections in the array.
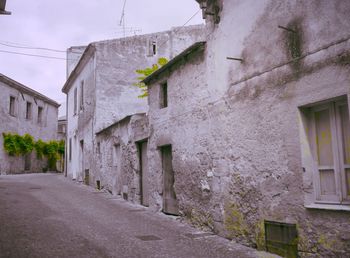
[{"xmin": 119, "ymin": 0, "xmax": 127, "ymax": 37}]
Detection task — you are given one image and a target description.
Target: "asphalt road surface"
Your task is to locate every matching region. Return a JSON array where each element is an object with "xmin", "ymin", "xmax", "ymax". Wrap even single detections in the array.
[{"xmin": 0, "ymin": 173, "xmax": 276, "ymax": 258}]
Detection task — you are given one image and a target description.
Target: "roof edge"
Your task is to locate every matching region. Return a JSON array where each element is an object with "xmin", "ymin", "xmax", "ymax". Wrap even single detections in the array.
[
  {"xmin": 95, "ymin": 112, "xmax": 147, "ymax": 135},
  {"xmin": 0, "ymin": 74, "xmax": 60, "ymax": 107},
  {"xmin": 142, "ymin": 41, "xmax": 206, "ymax": 85},
  {"xmin": 62, "ymin": 44, "xmax": 96, "ymax": 94}
]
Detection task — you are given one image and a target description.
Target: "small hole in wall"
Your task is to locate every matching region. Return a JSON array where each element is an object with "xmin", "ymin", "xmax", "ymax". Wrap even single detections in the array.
[{"xmin": 96, "ymin": 180, "xmax": 101, "ymax": 190}]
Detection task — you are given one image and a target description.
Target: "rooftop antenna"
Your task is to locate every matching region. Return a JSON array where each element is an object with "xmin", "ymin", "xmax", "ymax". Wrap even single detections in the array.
[{"xmin": 119, "ymin": 0, "xmax": 127, "ymax": 37}]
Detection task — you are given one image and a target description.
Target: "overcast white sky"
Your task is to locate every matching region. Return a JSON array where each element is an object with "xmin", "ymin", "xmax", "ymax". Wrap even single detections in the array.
[{"xmin": 0, "ymin": 0, "xmax": 203, "ymax": 114}]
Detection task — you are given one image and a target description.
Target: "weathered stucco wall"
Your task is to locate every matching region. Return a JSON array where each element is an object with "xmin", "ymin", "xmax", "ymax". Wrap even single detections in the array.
[
  {"xmin": 66, "ymin": 46, "xmax": 86, "ymax": 78},
  {"xmin": 66, "ymin": 53, "xmax": 96, "ymax": 180},
  {"xmin": 65, "ymin": 25, "xmax": 205, "ymax": 182},
  {"xmin": 0, "ymin": 80, "xmax": 58, "ymax": 174},
  {"xmin": 95, "ymin": 114, "xmax": 148, "ymax": 204},
  {"xmin": 94, "ymin": 24, "xmax": 205, "ymax": 132},
  {"xmin": 146, "ymin": 0, "xmax": 350, "ymax": 256}
]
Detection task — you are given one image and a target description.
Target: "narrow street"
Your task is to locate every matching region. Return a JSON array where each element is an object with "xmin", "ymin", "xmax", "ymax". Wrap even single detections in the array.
[{"xmin": 0, "ymin": 173, "xmax": 274, "ymax": 258}]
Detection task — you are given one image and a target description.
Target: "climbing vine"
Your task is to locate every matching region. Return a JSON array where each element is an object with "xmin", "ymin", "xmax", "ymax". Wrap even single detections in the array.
[
  {"xmin": 134, "ymin": 57, "xmax": 168, "ymax": 98},
  {"xmin": 2, "ymin": 132, "xmax": 65, "ymax": 170}
]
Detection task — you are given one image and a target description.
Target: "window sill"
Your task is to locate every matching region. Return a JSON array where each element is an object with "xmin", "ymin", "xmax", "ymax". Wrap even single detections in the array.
[{"xmin": 305, "ymin": 203, "xmax": 350, "ymax": 211}]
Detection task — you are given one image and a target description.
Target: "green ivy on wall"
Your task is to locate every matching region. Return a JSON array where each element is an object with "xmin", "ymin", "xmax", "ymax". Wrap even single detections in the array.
[{"xmin": 2, "ymin": 132, "xmax": 65, "ymax": 171}]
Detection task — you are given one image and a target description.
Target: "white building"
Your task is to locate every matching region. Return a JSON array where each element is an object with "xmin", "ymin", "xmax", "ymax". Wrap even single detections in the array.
[{"xmin": 0, "ymin": 73, "xmax": 59, "ymax": 174}]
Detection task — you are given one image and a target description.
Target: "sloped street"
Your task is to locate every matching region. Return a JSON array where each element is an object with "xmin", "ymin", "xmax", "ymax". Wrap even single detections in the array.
[{"xmin": 0, "ymin": 173, "xmax": 275, "ymax": 258}]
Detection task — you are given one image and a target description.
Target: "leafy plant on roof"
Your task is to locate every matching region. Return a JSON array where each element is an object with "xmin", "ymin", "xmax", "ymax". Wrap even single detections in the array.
[{"xmin": 134, "ymin": 57, "xmax": 168, "ymax": 98}]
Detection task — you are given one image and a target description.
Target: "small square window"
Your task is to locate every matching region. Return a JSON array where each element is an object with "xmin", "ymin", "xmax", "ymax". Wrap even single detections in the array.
[{"xmin": 159, "ymin": 81, "xmax": 168, "ymax": 109}]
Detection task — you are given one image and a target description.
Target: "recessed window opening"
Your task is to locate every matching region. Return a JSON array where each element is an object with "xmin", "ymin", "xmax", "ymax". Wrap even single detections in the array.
[
  {"xmin": 80, "ymin": 80, "xmax": 84, "ymax": 111},
  {"xmin": 97, "ymin": 142, "xmax": 101, "ymax": 154},
  {"xmin": 159, "ymin": 81, "xmax": 168, "ymax": 109},
  {"xmin": 74, "ymin": 88, "xmax": 77, "ymax": 115},
  {"xmin": 147, "ymin": 40, "xmax": 157, "ymax": 56},
  {"xmin": 26, "ymin": 102, "xmax": 32, "ymax": 119},
  {"xmin": 9, "ymin": 96, "xmax": 15, "ymax": 116},
  {"xmin": 152, "ymin": 41, "xmax": 157, "ymax": 55},
  {"xmin": 69, "ymin": 138, "xmax": 72, "ymax": 161},
  {"xmin": 37, "ymin": 106, "xmax": 43, "ymax": 123}
]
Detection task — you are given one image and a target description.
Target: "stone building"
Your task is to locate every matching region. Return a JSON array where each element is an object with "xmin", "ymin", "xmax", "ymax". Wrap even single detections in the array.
[
  {"xmin": 57, "ymin": 115, "xmax": 67, "ymax": 141},
  {"xmin": 142, "ymin": 0, "xmax": 350, "ymax": 257},
  {"xmin": 62, "ymin": 25, "xmax": 204, "ymax": 183},
  {"xmin": 0, "ymin": 73, "xmax": 60, "ymax": 174},
  {"xmin": 95, "ymin": 113, "xmax": 148, "ymax": 203}
]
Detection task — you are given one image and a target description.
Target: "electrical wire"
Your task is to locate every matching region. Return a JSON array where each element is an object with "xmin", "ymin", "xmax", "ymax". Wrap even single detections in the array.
[
  {"xmin": 0, "ymin": 49, "xmax": 77, "ymax": 60},
  {"xmin": 0, "ymin": 8, "xmax": 201, "ymax": 61},
  {"xmin": 158, "ymin": 9, "xmax": 201, "ymax": 49},
  {"xmin": 0, "ymin": 41, "xmax": 84, "ymax": 54},
  {"xmin": 0, "ymin": 41, "xmax": 66, "ymax": 53}
]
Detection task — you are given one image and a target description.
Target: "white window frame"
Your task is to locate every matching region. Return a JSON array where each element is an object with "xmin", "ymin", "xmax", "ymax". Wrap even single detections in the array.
[{"xmin": 308, "ymin": 99, "xmax": 350, "ymax": 205}]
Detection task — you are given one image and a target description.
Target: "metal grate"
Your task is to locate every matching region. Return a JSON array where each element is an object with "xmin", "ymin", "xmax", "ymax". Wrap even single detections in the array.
[
  {"xmin": 135, "ymin": 235, "xmax": 162, "ymax": 241},
  {"xmin": 264, "ymin": 220, "xmax": 298, "ymax": 258}
]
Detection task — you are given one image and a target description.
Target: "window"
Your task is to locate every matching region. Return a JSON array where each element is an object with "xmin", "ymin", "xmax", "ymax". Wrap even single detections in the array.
[
  {"xmin": 159, "ymin": 81, "xmax": 168, "ymax": 108},
  {"xmin": 97, "ymin": 142, "xmax": 101, "ymax": 154},
  {"xmin": 58, "ymin": 124, "xmax": 66, "ymax": 133},
  {"xmin": 80, "ymin": 80, "xmax": 84, "ymax": 111},
  {"xmin": 147, "ymin": 40, "xmax": 157, "ymax": 56},
  {"xmin": 74, "ymin": 88, "xmax": 77, "ymax": 115},
  {"xmin": 37, "ymin": 106, "xmax": 43, "ymax": 123},
  {"xmin": 25, "ymin": 102, "xmax": 32, "ymax": 119},
  {"xmin": 69, "ymin": 138, "xmax": 72, "ymax": 161},
  {"xmin": 305, "ymin": 99, "xmax": 350, "ymax": 204},
  {"xmin": 113, "ymin": 144, "xmax": 120, "ymax": 167},
  {"xmin": 9, "ymin": 96, "xmax": 16, "ymax": 116}
]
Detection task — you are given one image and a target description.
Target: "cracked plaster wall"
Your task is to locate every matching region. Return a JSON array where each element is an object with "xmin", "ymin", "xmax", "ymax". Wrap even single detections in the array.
[
  {"xmin": 147, "ymin": 1, "xmax": 350, "ymax": 256},
  {"xmin": 0, "ymin": 81, "xmax": 58, "ymax": 174},
  {"xmin": 65, "ymin": 25, "xmax": 205, "ymax": 184}
]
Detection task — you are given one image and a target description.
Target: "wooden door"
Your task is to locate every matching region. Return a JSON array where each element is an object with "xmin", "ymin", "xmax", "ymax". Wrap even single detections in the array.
[
  {"xmin": 139, "ymin": 141, "xmax": 149, "ymax": 206},
  {"xmin": 161, "ymin": 145, "xmax": 179, "ymax": 215}
]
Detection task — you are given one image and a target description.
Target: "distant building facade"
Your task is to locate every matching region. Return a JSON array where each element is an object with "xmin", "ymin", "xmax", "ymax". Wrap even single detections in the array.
[
  {"xmin": 95, "ymin": 113, "xmax": 148, "ymax": 202},
  {"xmin": 57, "ymin": 115, "xmax": 66, "ymax": 141},
  {"xmin": 62, "ymin": 25, "xmax": 205, "ymax": 184},
  {"xmin": 0, "ymin": 73, "xmax": 59, "ymax": 174}
]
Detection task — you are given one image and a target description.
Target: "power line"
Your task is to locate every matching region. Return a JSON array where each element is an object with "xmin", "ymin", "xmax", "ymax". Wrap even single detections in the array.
[
  {"xmin": 158, "ymin": 9, "xmax": 201, "ymax": 49},
  {"xmin": 0, "ymin": 41, "xmax": 84, "ymax": 54},
  {"xmin": 0, "ymin": 41, "xmax": 66, "ymax": 53},
  {"xmin": 0, "ymin": 49, "xmax": 77, "ymax": 60}
]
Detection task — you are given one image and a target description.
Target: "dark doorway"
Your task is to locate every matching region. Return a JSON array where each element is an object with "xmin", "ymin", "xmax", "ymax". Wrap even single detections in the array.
[
  {"xmin": 80, "ymin": 140, "xmax": 84, "ymax": 179},
  {"xmin": 160, "ymin": 145, "xmax": 179, "ymax": 215},
  {"xmin": 138, "ymin": 140, "xmax": 149, "ymax": 206},
  {"xmin": 24, "ymin": 154, "xmax": 31, "ymax": 171}
]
